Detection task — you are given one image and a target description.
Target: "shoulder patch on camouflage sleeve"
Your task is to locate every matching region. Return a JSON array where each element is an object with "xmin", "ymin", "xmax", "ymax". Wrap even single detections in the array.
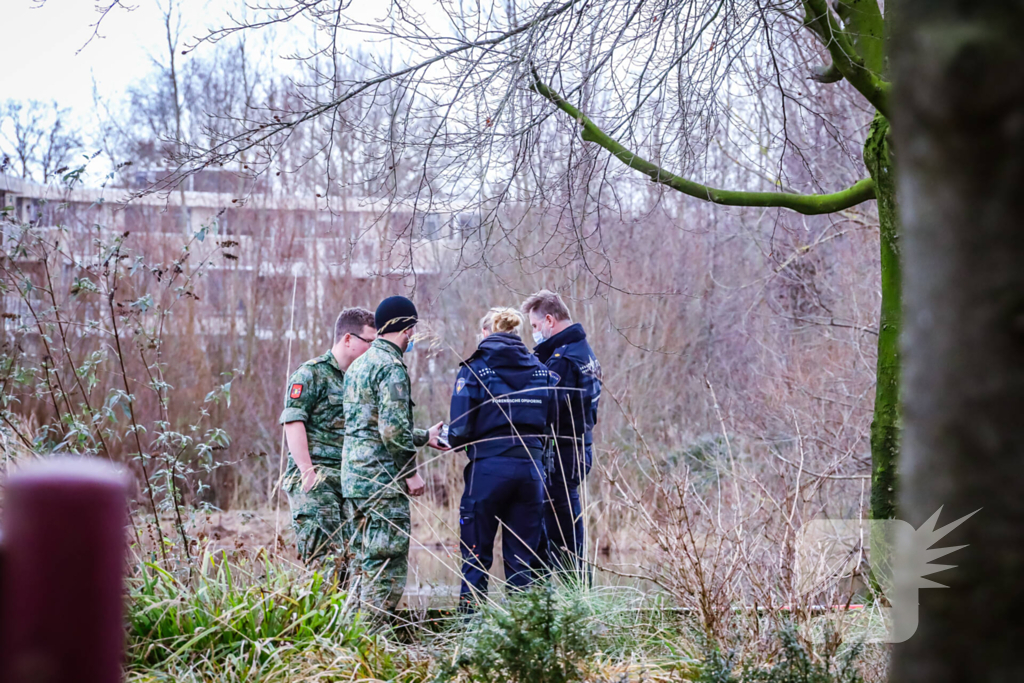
[
  {"xmin": 290, "ymin": 383, "xmax": 303, "ymax": 399},
  {"xmin": 388, "ymin": 379, "xmax": 410, "ymax": 402}
]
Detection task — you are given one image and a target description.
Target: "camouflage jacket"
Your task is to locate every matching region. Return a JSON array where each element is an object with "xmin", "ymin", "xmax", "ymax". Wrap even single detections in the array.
[
  {"xmin": 341, "ymin": 338, "xmax": 429, "ymax": 499},
  {"xmin": 278, "ymin": 351, "xmax": 347, "ymax": 465}
]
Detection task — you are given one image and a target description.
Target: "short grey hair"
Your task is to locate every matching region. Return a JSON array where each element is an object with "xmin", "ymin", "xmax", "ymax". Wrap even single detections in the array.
[{"xmin": 520, "ymin": 290, "xmax": 571, "ymax": 322}]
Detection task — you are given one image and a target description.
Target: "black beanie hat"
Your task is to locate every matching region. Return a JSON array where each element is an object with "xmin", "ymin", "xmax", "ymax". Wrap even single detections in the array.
[{"xmin": 375, "ymin": 296, "xmax": 418, "ymax": 334}]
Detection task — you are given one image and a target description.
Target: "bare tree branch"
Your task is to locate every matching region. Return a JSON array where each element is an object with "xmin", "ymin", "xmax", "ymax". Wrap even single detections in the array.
[
  {"xmin": 802, "ymin": 0, "xmax": 890, "ymax": 116},
  {"xmin": 531, "ymin": 75, "xmax": 876, "ymax": 215}
]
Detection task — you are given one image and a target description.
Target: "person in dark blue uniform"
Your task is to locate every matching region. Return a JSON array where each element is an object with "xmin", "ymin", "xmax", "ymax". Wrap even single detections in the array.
[
  {"xmin": 521, "ymin": 290, "xmax": 602, "ymax": 575},
  {"xmin": 448, "ymin": 307, "xmax": 557, "ymax": 610}
]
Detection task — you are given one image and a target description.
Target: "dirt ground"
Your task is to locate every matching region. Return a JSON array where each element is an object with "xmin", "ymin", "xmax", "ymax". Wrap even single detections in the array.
[
  {"xmin": 168, "ymin": 507, "xmax": 466, "ymax": 608},
  {"xmin": 146, "ymin": 505, "xmax": 642, "ymax": 608}
]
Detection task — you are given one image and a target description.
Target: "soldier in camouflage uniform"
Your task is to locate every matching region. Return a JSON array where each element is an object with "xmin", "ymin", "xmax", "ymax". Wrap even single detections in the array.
[
  {"xmin": 341, "ymin": 296, "xmax": 446, "ymax": 614},
  {"xmin": 280, "ymin": 308, "xmax": 377, "ymax": 583}
]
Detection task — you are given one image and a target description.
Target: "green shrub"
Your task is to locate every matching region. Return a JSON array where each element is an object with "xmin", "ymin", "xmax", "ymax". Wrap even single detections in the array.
[
  {"xmin": 695, "ymin": 624, "xmax": 865, "ymax": 683},
  {"xmin": 744, "ymin": 626, "xmax": 864, "ymax": 683},
  {"xmin": 696, "ymin": 646, "xmax": 739, "ymax": 683},
  {"xmin": 442, "ymin": 583, "xmax": 597, "ymax": 683}
]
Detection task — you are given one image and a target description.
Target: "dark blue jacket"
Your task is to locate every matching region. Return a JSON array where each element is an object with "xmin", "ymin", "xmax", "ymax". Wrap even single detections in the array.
[
  {"xmin": 449, "ymin": 333, "xmax": 557, "ymax": 460},
  {"xmin": 533, "ymin": 323, "xmax": 602, "ymax": 480}
]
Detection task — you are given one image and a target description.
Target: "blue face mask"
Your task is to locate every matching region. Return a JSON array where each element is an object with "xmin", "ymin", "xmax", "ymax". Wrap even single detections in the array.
[{"xmin": 405, "ymin": 338, "xmax": 415, "ymax": 354}]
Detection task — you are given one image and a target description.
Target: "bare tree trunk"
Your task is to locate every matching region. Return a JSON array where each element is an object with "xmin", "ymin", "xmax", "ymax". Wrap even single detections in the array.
[
  {"xmin": 161, "ymin": 0, "xmax": 189, "ymax": 234},
  {"xmin": 891, "ymin": 2, "xmax": 1024, "ymax": 679}
]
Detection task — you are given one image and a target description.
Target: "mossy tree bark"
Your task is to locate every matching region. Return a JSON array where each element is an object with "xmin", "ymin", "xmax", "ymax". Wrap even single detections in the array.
[{"xmin": 863, "ymin": 115, "xmax": 901, "ymax": 521}]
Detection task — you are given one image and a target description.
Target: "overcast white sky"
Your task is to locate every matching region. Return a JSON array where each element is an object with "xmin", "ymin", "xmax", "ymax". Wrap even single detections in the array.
[
  {"xmin": 2, "ymin": 0, "xmax": 456, "ymax": 180},
  {"xmin": 3, "ymin": 0, "xmax": 446, "ymax": 109},
  {"xmin": 3, "ymin": 1, "xmax": 203, "ymax": 113}
]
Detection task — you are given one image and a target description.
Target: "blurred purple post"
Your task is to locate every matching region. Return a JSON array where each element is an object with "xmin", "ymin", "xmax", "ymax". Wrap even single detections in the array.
[{"xmin": 0, "ymin": 458, "xmax": 128, "ymax": 683}]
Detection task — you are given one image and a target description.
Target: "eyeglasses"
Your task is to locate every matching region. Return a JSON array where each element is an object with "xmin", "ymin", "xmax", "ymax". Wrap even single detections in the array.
[{"xmin": 351, "ymin": 334, "xmax": 374, "ymax": 344}]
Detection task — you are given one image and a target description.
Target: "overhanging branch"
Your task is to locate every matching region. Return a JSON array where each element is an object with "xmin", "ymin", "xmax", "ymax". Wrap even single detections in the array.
[
  {"xmin": 803, "ymin": 0, "xmax": 891, "ymax": 117},
  {"xmin": 531, "ymin": 77, "xmax": 876, "ymax": 216}
]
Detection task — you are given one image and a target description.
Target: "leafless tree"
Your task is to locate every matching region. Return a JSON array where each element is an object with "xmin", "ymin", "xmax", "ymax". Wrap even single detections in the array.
[
  {"xmin": 0, "ymin": 100, "xmax": 82, "ymax": 182},
  {"xmin": 137, "ymin": 0, "xmax": 899, "ymax": 518}
]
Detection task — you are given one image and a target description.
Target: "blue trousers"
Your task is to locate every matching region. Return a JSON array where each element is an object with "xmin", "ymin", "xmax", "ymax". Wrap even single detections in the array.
[
  {"xmin": 459, "ymin": 456, "xmax": 544, "ymax": 608},
  {"xmin": 540, "ymin": 476, "xmax": 587, "ymax": 575}
]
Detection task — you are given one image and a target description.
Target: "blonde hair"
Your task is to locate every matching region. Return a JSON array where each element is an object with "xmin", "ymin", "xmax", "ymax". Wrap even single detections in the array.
[{"xmin": 480, "ymin": 307, "xmax": 525, "ymax": 336}]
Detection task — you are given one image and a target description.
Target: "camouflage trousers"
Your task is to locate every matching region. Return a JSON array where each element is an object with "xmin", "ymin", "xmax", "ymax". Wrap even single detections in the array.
[
  {"xmin": 284, "ymin": 459, "xmax": 349, "ymax": 585},
  {"xmin": 343, "ymin": 496, "xmax": 411, "ymax": 614}
]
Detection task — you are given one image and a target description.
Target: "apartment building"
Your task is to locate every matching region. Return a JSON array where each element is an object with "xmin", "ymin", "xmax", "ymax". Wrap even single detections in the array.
[{"xmin": 1, "ymin": 170, "xmax": 475, "ymax": 344}]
